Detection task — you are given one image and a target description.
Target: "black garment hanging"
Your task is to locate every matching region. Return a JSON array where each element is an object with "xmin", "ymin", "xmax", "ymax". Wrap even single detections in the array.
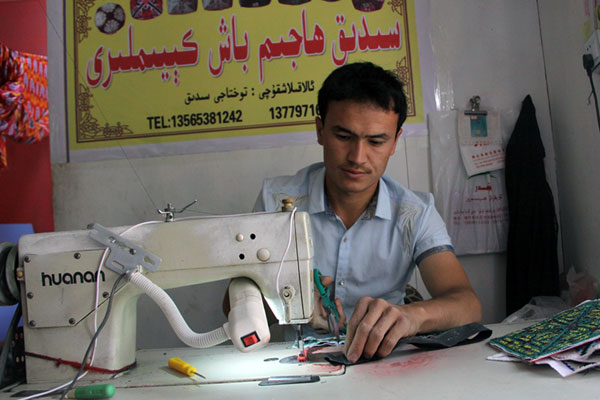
[{"xmin": 505, "ymin": 95, "xmax": 560, "ymax": 315}]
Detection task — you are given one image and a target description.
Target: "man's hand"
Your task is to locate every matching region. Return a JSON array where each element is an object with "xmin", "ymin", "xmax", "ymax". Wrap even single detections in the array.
[
  {"xmin": 344, "ymin": 297, "xmax": 418, "ymax": 363},
  {"xmin": 344, "ymin": 251, "xmax": 481, "ymax": 363},
  {"xmin": 310, "ymin": 275, "xmax": 346, "ymax": 333}
]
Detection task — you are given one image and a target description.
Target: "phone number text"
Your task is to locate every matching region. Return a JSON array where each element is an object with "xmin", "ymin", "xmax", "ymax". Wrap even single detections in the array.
[
  {"xmin": 147, "ymin": 110, "xmax": 243, "ymax": 129},
  {"xmin": 269, "ymin": 104, "xmax": 318, "ymax": 120}
]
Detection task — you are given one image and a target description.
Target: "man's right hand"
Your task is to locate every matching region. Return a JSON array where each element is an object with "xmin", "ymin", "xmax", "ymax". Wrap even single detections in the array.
[{"xmin": 310, "ymin": 274, "xmax": 346, "ymax": 333}]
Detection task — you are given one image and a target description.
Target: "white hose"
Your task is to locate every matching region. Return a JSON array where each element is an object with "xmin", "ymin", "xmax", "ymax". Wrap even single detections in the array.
[{"xmin": 128, "ymin": 271, "xmax": 230, "ymax": 348}]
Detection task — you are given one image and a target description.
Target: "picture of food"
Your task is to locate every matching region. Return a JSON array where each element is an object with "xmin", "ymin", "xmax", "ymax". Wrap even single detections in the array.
[
  {"xmin": 278, "ymin": 0, "xmax": 310, "ymax": 4},
  {"xmin": 352, "ymin": 0, "xmax": 384, "ymax": 11},
  {"xmin": 239, "ymin": 0, "xmax": 271, "ymax": 7},
  {"xmin": 94, "ymin": 3, "xmax": 126, "ymax": 34},
  {"xmin": 131, "ymin": 0, "xmax": 164, "ymax": 20},
  {"xmin": 202, "ymin": 0, "xmax": 232, "ymax": 10},
  {"xmin": 167, "ymin": 0, "xmax": 198, "ymax": 14}
]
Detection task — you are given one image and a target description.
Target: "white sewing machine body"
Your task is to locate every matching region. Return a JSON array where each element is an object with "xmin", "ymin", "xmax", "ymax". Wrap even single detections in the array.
[{"xmin": 17, "ymin": 211, "xmax": 314, "ymax": 383}]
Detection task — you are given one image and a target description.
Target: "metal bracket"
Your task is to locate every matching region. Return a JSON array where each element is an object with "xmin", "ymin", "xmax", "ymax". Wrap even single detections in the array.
[
  {"xmin": 157, "ymin": 199, "xmax": 198, "ymax": 222},
  {"xmin": 89, "ymin": 223, "xmax": 162, "ymax": 275}
]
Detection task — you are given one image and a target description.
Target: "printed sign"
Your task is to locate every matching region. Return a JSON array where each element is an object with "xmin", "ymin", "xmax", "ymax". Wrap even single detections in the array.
[{"xmin": 66, "ymin": 0, "xmax": 429, "ymax": 155}]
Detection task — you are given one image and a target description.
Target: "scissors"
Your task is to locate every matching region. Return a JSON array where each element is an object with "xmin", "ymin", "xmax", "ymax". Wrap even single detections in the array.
[{"xmin": 314, "ymin": 268, "xmax": 345, "ymax": 339}]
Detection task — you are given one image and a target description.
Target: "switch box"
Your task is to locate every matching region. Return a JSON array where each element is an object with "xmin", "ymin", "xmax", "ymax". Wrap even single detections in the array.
[{"xmin": 584, "ymin": 29, "xmax": 600, "ymax": 72}]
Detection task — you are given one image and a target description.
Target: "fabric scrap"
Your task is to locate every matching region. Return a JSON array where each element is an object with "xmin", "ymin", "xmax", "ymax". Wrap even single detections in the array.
[{"xmin": 326, "ymin": 322, "xmax": 492, "ymax": 365}]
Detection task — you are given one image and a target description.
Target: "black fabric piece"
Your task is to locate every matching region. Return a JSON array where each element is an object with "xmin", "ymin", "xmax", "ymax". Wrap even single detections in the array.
[
  {"xmin": 325, "ymin": 323, "xmax": 492, "ymax": 366},
  {"xmin": 505, "ymin": 95, "xmax": 560, "ymax": 315}
]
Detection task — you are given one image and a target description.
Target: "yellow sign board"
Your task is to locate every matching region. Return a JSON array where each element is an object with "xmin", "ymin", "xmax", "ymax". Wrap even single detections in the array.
[{"xmin": 67, "ymin": 0, "xmax": 424, "ymax": 151}]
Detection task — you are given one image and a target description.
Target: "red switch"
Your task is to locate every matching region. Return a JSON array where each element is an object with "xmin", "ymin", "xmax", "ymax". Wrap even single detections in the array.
[{"xmin": 241, "ymin": 331, "xmax": 260, "ymax": 347}]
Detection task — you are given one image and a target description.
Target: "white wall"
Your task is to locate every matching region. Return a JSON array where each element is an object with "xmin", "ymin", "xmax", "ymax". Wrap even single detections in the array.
[
  {"xmin": 49, "ymin": 0, "xmax": 558, "ymax": 348},
  {"xmin": 537, "ymin": 1, "xmax": 600, "ymax": 283}
]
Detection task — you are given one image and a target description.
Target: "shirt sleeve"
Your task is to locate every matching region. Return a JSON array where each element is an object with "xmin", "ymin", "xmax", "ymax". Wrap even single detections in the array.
[
  {"xmin": 252, "ymin": 179, "xmax": 270, "ymax": 212},
  {"xmin": 413, "ymin": 193, "xmax": 454, "ymax": 265},
  {"xmin": 252, "ymin": 190, "xmax": 266, "ymax": 212}
]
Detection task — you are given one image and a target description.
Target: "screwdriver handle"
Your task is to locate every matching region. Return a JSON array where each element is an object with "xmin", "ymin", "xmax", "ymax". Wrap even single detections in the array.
[{"xmin": 168, "ymin": 357, "xmax": 197, "ymax": 377}]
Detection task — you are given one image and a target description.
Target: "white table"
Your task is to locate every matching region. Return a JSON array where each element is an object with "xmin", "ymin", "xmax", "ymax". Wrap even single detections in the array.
[{"xmin": 3, "ymin": 321, "xmax": 597, "ymax": 399}]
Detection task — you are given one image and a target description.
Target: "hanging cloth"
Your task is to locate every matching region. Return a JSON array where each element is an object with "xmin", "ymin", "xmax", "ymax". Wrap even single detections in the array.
[
  {"xmin": 505, "ymin": 95, "xmax": 560, "ymax": 315},
  {"xmin": 0, "ymin": 43, "xmax": 49, "ymax": 169}
]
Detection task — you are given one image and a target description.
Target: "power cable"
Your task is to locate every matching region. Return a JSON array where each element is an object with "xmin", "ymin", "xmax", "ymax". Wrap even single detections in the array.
[
  {"xmin": 58, "ymin": 273, "xmax": 126, "ymax": 400},
  {"xmin": 583, "ymin": 54, "xmax": 600, "ymax": 133}
]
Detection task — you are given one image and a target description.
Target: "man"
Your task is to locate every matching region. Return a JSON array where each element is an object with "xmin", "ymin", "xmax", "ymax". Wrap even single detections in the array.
[{"xmin": 254, "ymin": 61, "xmax": 482, "ymax": 363}]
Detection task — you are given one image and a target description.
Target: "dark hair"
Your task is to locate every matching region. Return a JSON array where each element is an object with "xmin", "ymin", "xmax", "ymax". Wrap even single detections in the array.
[{"xmin": 317, "ymin": 62, "xmax": 408, "ymax": 133}]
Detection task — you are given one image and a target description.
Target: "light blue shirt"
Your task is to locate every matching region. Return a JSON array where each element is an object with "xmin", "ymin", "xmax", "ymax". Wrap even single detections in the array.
[{"xmin": 254, "ymin": 163, "xmax": 453, "ymax": 318}]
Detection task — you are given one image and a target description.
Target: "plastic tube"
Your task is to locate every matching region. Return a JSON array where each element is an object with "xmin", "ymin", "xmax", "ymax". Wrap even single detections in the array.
[{"xmin": 127, "ymin": 271, "xmax": 230, "ymax": 348}]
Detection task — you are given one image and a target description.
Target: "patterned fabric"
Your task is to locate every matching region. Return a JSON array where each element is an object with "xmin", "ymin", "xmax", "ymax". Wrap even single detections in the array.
[
  {"xmin": 202, "ymin": 0, "xmax": 232, "ymax": 10},
  {"xmin": 167, "ymin": 0, "xmax": 198, "ymax": 14},
  {"xmin": 490, "ymin": 299, "xmax": 600, "ymax": 362},
  {"xmin": 0, "ymin": 43, "xmax": 48, "ymax": 169},
  {"xmin": 130, "ymin": 0, "xmax": 163, "ymax": 20},
  {"xmin": 404, "ymin": 284, "xmax": 424, "ymax": 304},
  {"xmin": 351, "ymin": 0, "xmax": 384, "ymax": 11}
]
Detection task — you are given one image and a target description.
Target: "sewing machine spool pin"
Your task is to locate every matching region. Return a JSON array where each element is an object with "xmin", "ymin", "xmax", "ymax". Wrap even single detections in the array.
[{"xmin": 157, "ymin": 199, "xmax": 198, "ymax": 222}]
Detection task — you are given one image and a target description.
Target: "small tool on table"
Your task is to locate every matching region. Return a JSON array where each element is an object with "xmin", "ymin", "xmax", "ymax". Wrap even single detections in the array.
[
  {"xmin": 168, "ymin": 357, "xmax": 206, "ymax": 379},
  {"xmin": 258, "ymin": 375, "xmax": 320, "ymax": 386},
  {"xmin": 64, "ymin": 384, "xmax": 115, "ymax": 399},
  {"xmin": 314, "ymin": 268, "xmax": 345, "ymax": 340}
]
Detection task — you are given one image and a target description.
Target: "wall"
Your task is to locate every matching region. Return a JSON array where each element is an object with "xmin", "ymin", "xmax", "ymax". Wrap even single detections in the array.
[
  {"xmin": 0, "ymin": 0, "xmax": 53, "ymax": 234},
  {"xmin": 538, "ymin": 1, "xmax": 600, "ymax": 284},
  {"xmin": 47, "ymin": 0, "xmax": 558, "ymax": 348}
]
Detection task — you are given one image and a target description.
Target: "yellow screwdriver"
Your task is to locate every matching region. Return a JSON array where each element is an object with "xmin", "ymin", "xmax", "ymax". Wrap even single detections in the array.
[{"xmin": 168, "ymin": 357, "xmax": 206, "ymax": 379}]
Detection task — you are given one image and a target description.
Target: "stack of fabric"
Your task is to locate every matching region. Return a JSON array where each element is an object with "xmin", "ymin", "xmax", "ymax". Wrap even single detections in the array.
[
  {"xmin": 0, "ymin": 43, "xmax": 48, "ymax": 169},
  {"xmin": 488, "ymin": 299, "xmax": 600, "ymax": 377}
]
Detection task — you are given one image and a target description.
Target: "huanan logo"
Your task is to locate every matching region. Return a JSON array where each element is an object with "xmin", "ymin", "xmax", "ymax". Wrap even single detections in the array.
[{"xmin": 41, "ymin": 270, "xmax": 106, "ymax": 287}]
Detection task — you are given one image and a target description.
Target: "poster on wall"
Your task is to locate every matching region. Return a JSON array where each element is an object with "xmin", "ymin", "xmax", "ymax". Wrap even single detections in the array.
[{"xmin": 65, "ymin": 0, "xmax": 433, "ymax": 161}]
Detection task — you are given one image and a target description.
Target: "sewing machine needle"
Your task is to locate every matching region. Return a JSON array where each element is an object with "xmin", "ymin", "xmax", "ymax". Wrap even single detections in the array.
[{"xmin": 295, "ymin": 325, "xmax": 307, "ymax": 362}]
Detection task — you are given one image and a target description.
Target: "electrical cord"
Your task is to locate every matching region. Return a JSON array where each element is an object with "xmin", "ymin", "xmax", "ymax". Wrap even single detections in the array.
[
  {"xmin": 583, "ymin": 53, "xmax": 600, "ymax": 132},
  {"xmin": 57, "ymin": 273, "xmax": 126, "ymax": 400},
  {"xmin": 21, "ymin": 221, "xmax": 162, "ymax": 400},
  {"xmin": 20, "ymin": 272, "xmax": 126, "ymax": 400},
  {"xmin": 275, "ymin": 207, "xmax": 298, "ymax": 299},
  {"xmin": 23, "ymin": 212, "xmax": 295, "ymax": 397}
]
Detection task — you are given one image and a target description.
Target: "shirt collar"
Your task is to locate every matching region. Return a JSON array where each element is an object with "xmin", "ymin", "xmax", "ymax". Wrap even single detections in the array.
[
  {"xmin": 374, "ymin": 177, "xmax": 392, "ymax": 220},
  {"xmin": 308, "ymin": 166, "xmax": 327, "ymax": 214},
  {"xmin": 307, "ymin": 166, "xmax": 392, "ymax": 221}
]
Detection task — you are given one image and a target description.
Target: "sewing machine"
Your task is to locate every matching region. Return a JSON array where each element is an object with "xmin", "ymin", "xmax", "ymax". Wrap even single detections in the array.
[{"xmin": 9, "ymin": 209, "xmax": 314, "ymax": 384}]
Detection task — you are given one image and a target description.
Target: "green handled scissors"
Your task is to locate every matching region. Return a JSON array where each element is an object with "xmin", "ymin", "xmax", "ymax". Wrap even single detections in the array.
[{"xmin": 314, "ymin": 268, "xmax": 345, "ymax": 338}]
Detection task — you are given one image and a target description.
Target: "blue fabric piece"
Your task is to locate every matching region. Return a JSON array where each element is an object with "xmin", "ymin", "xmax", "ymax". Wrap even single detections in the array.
[
  {"xmin": 0, "ymin": 223, "xmax": 32, "ymax": 340},
  {"xmin": 0, "ymin": 223, "xmax": 33, "ymax": 245}
]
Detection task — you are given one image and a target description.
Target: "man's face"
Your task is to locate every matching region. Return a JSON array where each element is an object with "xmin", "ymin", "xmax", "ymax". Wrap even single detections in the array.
[{"xmin": 316, "ymin": 100, "xmax": 401, "ymax": 200}]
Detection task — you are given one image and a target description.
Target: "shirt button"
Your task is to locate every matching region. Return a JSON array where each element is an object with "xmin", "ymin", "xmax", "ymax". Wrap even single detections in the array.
[
  {"xmin": 343, "ymin": 237, "xmax": 348, "ymax": 242},
  {"xmin": 339, "ymin": 280, "xmax": 345, "ymax": 286}
]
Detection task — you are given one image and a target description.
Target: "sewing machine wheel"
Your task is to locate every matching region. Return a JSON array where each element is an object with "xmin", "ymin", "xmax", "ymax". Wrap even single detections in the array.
[{"xmin": 0, "ymin": 243, "xmax": 19, "ymax": 306}]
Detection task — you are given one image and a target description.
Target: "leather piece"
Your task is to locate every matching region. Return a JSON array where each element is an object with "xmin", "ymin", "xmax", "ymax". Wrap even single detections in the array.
[{"xmin": 325, "ymin": 323, "xmax": 492, "ymax": 365}]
